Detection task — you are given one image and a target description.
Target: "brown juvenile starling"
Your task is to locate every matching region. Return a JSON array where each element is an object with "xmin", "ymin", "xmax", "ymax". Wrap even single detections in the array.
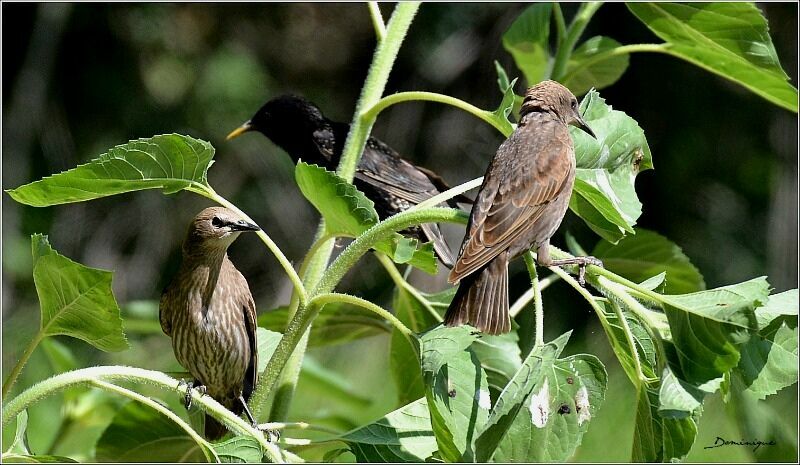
[
  {"xmin": 226, "ymin": 95, "xmax": 472, "ymax": 268},
  {"xmin": 444, "ymin": 81, "xmax": 601, "ymax": 335},
  {"xmin": 160, "ymin": 207, "xmax": 260, "ymax": 439}
]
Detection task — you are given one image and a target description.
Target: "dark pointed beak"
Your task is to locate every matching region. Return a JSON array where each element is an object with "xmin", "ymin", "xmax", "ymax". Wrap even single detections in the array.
[
  {"xmin": 226, "ymin": 121, "xmax": 253, "ymax": 141},
  {"xmin": 229, "ymin": 219, "xmax": 260, "ymax": 232},
  {"xmin": 574, "ymin": 114, "xmax": 596, "ymax": 139}
]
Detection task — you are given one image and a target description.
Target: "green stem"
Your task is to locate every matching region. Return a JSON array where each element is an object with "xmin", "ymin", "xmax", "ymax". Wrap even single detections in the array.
[
  {"xmin": 188, "ymin": 184, "xmax": 308, "ymax": 306},
  {"xmin": 363, "ymin": 91, "xmax": 513, "ymax": 137},
  {"xmin": 553, "ymin": 3, "xmax": 567, "ymax": 52},
  {"xmin": 559, "ymin": 43, "xmax": 667, "ymax": 84},
  {"xmin": 258, "ymin": 421, "xmax": 342, "ymax": 436},
  {"xmin": 367, "ymin": 2, "xmax": 386, "ymax": 41},
  {"xmin": 1, "ymin": 366, "xmax": 282, "ymax": 462},
  {"xmin": 524, "ymin": 253, "xmax": 545, "ymax": 347},
  {"xmin": 2, "ymin": 332, "xmax": 43, "ymax": 398},
  {"xmin": 375, "ymin": 253, "xmax": 441, "ymax": 326},
  {"xmin": 508, "ymin": 274, "xmax": 559, "ymax": 318},
  {"xmin": 337, "ymin": 2, "xmax": 420, "ymax": 182},
  {"xmin": 91, "ymin": 380, "xmax": 217, "ymax": 463},
  {"xmin": 551, "ymin": 1, "xmax": 604, "ymax": 81},
  {"xmin": 313, "ymin": 207, "xmax": 468, "ymax": 297},
  {"xmin": 310, "ymin": 292, "xmax": 414, "ymax": 341}
]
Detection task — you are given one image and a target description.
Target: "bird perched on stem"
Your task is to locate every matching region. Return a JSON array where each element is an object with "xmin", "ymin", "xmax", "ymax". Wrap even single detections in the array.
[
  {"xmin": 445, "ymin": 80, "xmax": 602, "ymax": 335},
  {"xmin": 227, "ymin": 94, "xmax": 471, "ymax": 268},
  {"xmin": 160, "ymin": 207, "xmax": 261, "ymax": 440}
]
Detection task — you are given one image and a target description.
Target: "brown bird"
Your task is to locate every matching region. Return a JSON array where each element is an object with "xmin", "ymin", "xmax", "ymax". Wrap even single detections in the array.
[
  {"xmin": 226, "ymin": 95, "xmax": 472, "ymax": 268},
  {"xmin": 160, "ymin": 207, "xmax": 260, "ymax": 440},
  {"xmin": 444, "ymin": 81, "xmax": 601, "ymax": 335}
]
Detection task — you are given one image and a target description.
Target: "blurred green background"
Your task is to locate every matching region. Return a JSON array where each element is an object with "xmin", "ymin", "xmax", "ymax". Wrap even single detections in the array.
[{"xmin": 2, "ymin": 3, "xmax": 797, "ymax": 462}]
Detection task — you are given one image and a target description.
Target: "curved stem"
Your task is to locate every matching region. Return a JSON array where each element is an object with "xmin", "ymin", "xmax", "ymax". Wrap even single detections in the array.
[
  {"xmin": 553, "ymin": 3, "xmax": 567, "ymax": 51},
  {"xmin": 1, "ymin": 366, "xmax": 283, "ymax": 462},
  {"xmin": 409, "ymin": 176, "xmax": 483, "ymax": 212},
  {"xmin": 367, "ymin": 2, "xmax": 386, "ymax": 41},
  {"xmin": 2, "ymin": 332, "xmax": 43, "ymax": 398},
  {"xmin": 524, "ymin": 253, "xmax": 544, "ymax": 347},
  {"xmin": 313, "ymin": 207, "xmax": 468, "ymax": 297},
  {"xmin": 551, "ymin": 1, "xmax": 604, "ymax": 81},
  {"xmin": 258, "ymin": 421, "xmax": 342, "ymax": 436},
  {"xmin": 375, "ymin": 253, "xmax": 441, "ymax": 326},
  {"xmin": 337, "ymin": 2, "xmax": 420, "ymax": 182},
  {"xmin": 310, "ymin": 292, "xmax": 414, "ymax": 341},
  {"xmin": 91, "ymin": 380, "xmax": 217, "ymax": 463},
  {"xmin": 188, "ymin": 184, "xmax": 308, "ymax": 306},
  {"xmin": 559, "ymin": 43, "xmax": 667, "ymax": 84},
  {"xmin": 363, "ymin": 91, "xmax": 513, "ymax": 137}
]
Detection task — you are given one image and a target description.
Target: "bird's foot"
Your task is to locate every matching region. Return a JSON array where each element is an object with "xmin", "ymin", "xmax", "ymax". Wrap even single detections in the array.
[
  {"xmin": 549, "ymin": 256, "xmax": 603, "ymax": 286},
  {"xmin": 237, "ymin": 396, "xmax": 280, "ymax": 442},
  {"xmin": 178, "ymin": 379, "xmax": 207, "ymax": 410}
]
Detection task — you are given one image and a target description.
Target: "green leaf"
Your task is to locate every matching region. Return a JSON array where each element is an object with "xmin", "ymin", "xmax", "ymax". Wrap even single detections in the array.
[
  {"xmin": 659, "ymin": 367, "xmax": 705, "ymax": 416},
  {"xmin": 95, "ymin": 400, "xmax": 210, "ymax": 462},
  {"xmin": 7, "ymin": 134, "xmax": 214, "ymax": 207},
  {"xmin": 341, "ymin": 397, "xmax": 437, "ymax": 462},
  {"xmin": 295, "ymin": 162, "xmax": 438, "ymax": 274},
  {"xmin": 258, "ymin": 304, "xmax": 390, "ymax": 348},
  {"xmin": 471, "ymin": 331, "xmax": 522, "ymax": 396},
  {"xmin": 593, "ymin": 228, "xmax": 706, "ymax": 294},
  {"xmin": 632, "ymin": 385, "xmax": 698, "ymax": 462},
  {"xmin": 31, "ymin": 234, "xmax": 128, "ymax": 352},
  {"xmin": 563, "ymin": 36, "xmax": 630, "ymax": 95},
  {"xmin": 295, "ymin": 161, "xmax": 380, "ymax": 237},
  {"xmin": 255, "ymin": 327, "xmax": 282, "ymax": 374},
  {"xmin": 419, "ymin": 325, "xmax": 488, "ymax": 462},
  {"xmin": 570, "ymin": 90, "xmax": 653, "ymax": 244},
  {"xmin": 594, "ymin": 298, "xmax": 658, "ymax": 385},
  {"xmin": 737, "ymin": 322, "xmax": 798, "ymax": 400},
  {"xmin": 627, "ymin": 2, "xmax": 798, "ymax": 112},
  {"xmin": 754, "ymin": 289, "xmax": 798, "ymax": 332},
  {"xmin": 494, "ymin": 61, "xmax": 523, "ymax": 121},
  {"xmin": 212, "ymin": 436, "xmax": 265, "ymax": 463},
  {"xmin": 661, "ymin": 277, "xmax": 769, "ymax": 385},
  {"xmin": 502, "ymin": 3, "xmax": 553, "ymax": 86},
  {"xmin": 473, "ymin": 332, "xmax": 569, "ymax": 461},
  {"xmin": 5, "ymin": 411, "xmax": 30, "ymax": 455}
]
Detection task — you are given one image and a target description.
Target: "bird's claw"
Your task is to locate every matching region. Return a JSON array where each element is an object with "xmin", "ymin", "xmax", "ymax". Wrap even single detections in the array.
[
  {"xmin": 255, "ymin": 424, "xmax": 281, "ymax": 443},
  {"xmin": 577, "ymin": 256, "xmax": 603, "ymax": 287},
  {"xmin": 178, "ymin": 380, "xmax": 206, "ymax": 410}
]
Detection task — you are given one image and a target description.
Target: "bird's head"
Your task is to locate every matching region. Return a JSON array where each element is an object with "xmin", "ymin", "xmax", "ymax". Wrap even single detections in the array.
[
  {"xmin": 520, "ymin": 80, "xmax": 595, "ymax": 138},
  {"xmin": 183, "ymin": 207, "xmax": 260, "ymax": 253},
  {"xmin": 226, "ymin": 94, "xmax": 327, "ymax": 153}
]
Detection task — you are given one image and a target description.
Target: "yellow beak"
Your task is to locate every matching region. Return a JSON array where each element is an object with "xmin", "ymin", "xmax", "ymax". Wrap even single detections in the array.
[{"xmin": 226, "ymin": 121, "xmax": 252, "ymax": 141}]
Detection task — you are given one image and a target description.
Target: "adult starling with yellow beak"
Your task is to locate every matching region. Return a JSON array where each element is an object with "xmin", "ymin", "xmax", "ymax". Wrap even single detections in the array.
[
  {"xmin": 445, "ymin": 81, "xmax": 601, "ymax": 335},
  {"xmin": 227, "ymin": 95, "xmax": 472, "ymax": 268},
  {"xmin": 160, "ymin": 207, "xmax": 260, "ymax": 440}
]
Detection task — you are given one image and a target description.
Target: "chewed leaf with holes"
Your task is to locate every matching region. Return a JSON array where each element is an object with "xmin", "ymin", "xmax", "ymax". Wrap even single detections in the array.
[
  {"xmin": 31, "ymin": 234, "xmax": 128, "ymax": 352},
  {"xmin": 7, "ymin": 134, "xmax": 215, "ymax": 207},
  {"xmin": 570, "ymin": 90, "xmax": 652, "ymax": 243}
]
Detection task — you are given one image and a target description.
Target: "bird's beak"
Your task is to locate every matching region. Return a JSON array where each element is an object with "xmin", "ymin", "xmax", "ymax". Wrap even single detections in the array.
[
  {"xmin": 574, "ymin": 114, "xmax": 596, "ymax": 139},
  {"xmin": 229, "ymin": 219, "xmax": 260, "ymax": 232},
  {"xmin": 226, "ymin": 121, "xmax": 253, "ymax": 141}
]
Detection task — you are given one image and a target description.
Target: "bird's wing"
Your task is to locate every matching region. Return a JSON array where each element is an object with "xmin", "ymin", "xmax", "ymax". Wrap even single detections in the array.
[
  {"xmin": 242, "ymin": 292, "xmax": 258, "ymax": 400},
  {"xmin": 159, "ymin": 284, "xmax": 175, "ymax": 336},
  {"xmin": 449, "ymin": 126, "xmax": 573, "ymax": 282},
  {"xmin": 354, "ymin": 138, "xmax": 442, "ymax": 205}
]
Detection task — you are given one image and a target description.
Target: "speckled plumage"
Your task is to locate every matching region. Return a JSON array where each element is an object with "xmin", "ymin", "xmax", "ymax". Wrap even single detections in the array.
[
  {"xmin": 445, "ymin": 81, "xmax": 598, "ymax": 335},
  {"xmin": 227, "ymin": 95, "xmax": 473, "ymax": 268},
  {"xmin": 160, "ymin": 207, "xmax": 259, "ymax": 439}
]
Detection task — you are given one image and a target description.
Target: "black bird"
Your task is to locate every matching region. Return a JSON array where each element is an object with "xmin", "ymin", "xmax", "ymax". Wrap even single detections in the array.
[{"xmin": 227, "ymin": 95, "xmax": 471, "ymax": 268}]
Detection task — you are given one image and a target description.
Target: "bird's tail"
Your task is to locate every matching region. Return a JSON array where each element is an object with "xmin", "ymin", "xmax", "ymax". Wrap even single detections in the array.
[
  {"xmin": 421, "ymin": 223, "xmax": 456, "ymax": 269},
  {"xmin": 204, "ymin": 414, "xmax": 228, "ymax": 440},
  {"xmin": 444, "ymin": 254, "xmax": 510, "ymax": 335}
]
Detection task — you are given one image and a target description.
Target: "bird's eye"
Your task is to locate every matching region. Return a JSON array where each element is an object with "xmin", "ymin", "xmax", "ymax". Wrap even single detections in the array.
[
  {"xmin": 571, "ymin": 100, "xmax": 578, "ymax": 110},
  {"xmin": 211, "ymin": 217, "xmax": 224, "ymax": 228}
]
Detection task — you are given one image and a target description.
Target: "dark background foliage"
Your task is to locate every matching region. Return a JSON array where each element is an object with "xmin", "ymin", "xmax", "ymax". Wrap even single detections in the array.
[{"xmin": 2, "ymin": 3, "xmax": 797, "ymax": 461}]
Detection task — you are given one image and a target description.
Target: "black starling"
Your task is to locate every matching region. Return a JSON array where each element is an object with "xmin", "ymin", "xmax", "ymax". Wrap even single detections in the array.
[
  {"xmin": 227, "ymin": 95, "xmax": 472, "ymax": 268},
  {"xmin": 444, "ymin": 81, "xmax": 600, "ymax": 335},
  {"xmin": 160, "ymin": 207, "xmax": 260, "ymax": 439}
]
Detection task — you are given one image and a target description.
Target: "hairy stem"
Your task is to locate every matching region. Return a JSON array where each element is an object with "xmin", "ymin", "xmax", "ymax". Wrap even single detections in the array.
[
  {"xmin": 367, "ymin": 2, "xmax": 386, "ymax": 41},
  {"xmin": 363, "ymin": 91, "xmax": 514, "ymax": 137},
  {"xmin": 311, "ymin": 292, "xmax": 414, "ymax": 341},
  {"xmin": 375, "ymin": 253, "xmax": 441, "ymax": 326},
  {"xmin": 524, "ymin": 252, "xmax": 545, "ymax": 347},
  {"xmin": 2, "ymin": 332, "xmax": 43, "ymax": 398},
  {"xmin": 509, "ymin": 274, "xmax": 559, "ymax": 318},
  {"xmin": 409, "ymin": 176, "xmax": 483, "ymax": 211}
]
